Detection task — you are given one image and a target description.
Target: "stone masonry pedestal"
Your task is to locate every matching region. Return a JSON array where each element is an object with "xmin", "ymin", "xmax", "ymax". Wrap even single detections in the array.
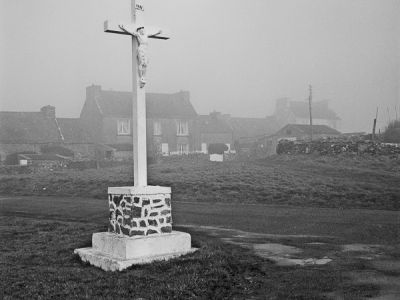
[{"xmin": 74, "ymin": 186, "xmax": 196, "ymax": 271}]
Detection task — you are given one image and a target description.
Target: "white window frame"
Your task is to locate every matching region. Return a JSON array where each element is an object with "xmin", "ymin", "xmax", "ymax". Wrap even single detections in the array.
[
  {"xmin": 176, "ymin": 120, "xmax": 189, "ymax": 136},
  {"xmin": 117, "ymin": 119, "xmax": 130, "ymax": 135},
  {"xmin": 153, "ymin": 120, "xmax": 162, "ymax": 136}
]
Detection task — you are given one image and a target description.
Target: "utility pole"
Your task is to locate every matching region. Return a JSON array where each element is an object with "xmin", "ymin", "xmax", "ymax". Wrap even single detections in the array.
[
  {"xmin": 372, "ymin": 107, "xmax": 378, "ymax": 141},
  {"xmin": 308, "ymin": 85, "xmax": 313, "ymax": 143}
]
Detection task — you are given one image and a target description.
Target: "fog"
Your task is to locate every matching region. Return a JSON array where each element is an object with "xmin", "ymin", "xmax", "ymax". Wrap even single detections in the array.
[{"xmin": 1, "ymin": 0, "xmax": 399, "ymax": 132}]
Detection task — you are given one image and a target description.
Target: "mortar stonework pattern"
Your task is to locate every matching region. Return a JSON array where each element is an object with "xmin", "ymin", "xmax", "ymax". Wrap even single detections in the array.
[{"xmin": 108, "ymin": 192, "xmax": 172, "ymax": 236}]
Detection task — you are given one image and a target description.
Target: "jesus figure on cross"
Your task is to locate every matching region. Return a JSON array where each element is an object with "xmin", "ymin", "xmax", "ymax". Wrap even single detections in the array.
[{"xmin": 119, "ymin": 24, "xmax": 162, "ymax": 88}]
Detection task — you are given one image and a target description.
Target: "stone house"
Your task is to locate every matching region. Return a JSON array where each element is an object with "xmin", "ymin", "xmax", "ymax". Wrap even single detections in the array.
[
  {"xmin": 197, "ymin": 112, "xmax": 234, "ymax": 153},
  {"xmin": 274, "ymin": 98, "xmax": 340, "ymax": 130},
  {"xmin": 0, "ymin": 105, "xmax": 97, "ymax": 163},
  {"xmin": 225, "ymin": 116, "xmax": 279, "ymax": 152},
  {"xmin": 0, "ymin": 106, "xmax": 62, "ymax": 162},
  {"xmin": 80, "ymin": 85, "xmax": 198, "ymax": 158},
  {"xmin": 259, "ymin": 124, "xmax": 341, "ymax": 155},
  {"xmin": 274, "ymin": 124, "xmax": 341, "ymax": 140}
]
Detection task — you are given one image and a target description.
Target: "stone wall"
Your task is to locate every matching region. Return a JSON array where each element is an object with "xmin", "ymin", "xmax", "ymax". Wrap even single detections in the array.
[
  {"xmin": 108, "ymin": 191, "xmax": 172, "ymax": 237},
  {"xmin": 277, "ymin": 139, "xmax": 400, "ymax": 156}
]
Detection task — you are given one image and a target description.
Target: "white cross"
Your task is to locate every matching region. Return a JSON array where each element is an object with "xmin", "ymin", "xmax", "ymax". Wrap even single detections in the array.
[{"xmin": 104, "ymin": 0, "xmax": 170, "ymax": 187}]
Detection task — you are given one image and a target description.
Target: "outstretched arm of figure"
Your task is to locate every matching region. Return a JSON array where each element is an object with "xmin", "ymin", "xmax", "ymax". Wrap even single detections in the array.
[
  {"xmin": 119, "ymin": 24, "xmax": 137, "ymax": 36},
  {"xmin": 148, "ymin": 29, "xmax": 162, "ymax": 37}
]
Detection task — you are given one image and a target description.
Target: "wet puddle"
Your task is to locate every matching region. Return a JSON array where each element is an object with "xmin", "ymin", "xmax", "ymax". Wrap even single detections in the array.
[{"xmin": 181, "ymin": 224, "xmax": 400, "ymax": 298}]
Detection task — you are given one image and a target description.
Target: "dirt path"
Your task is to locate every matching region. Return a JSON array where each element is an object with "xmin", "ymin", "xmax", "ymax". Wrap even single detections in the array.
[{"xmin": 1, "ymin": 195, "xmax": 399, "ymax": 243}]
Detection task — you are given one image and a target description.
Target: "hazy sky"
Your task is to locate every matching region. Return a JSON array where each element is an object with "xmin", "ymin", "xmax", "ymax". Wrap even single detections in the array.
[{"xmin": 1, "ymin": 0, "xmax": 399, "ymax": 132}]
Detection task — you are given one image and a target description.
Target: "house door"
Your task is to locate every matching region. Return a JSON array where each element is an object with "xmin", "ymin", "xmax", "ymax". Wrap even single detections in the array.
[
  {"xmin": 161, "ymin": 143, "xmax": 169, "ymax": 156},
  {"xmin": 201, "ymin": 143, "xmax": 207, "ymax": 154}
]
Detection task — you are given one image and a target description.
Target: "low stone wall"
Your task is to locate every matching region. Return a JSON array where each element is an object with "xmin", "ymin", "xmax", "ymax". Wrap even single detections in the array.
[
  {"xmin": 277, "ymin": 139, "xmax": 400, "ymax": 156},
  {"xmin": 108, "ymin": 189, "xmax": 172, "ymax": 237}
]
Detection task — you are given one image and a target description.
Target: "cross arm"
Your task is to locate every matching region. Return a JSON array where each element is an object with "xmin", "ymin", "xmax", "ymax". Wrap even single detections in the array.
[{"xmin": 104, "ymin": 21, "xmax": 170, "ymax": 40}]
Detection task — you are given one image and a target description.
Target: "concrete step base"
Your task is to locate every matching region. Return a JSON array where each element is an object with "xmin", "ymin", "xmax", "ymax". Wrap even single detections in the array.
[{"xmin": 74, "ymin": 231, "xmax": 197, "ymax": 271}]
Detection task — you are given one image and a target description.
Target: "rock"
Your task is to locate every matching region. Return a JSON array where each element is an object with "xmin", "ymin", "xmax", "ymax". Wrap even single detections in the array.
[
  {"xmin": 161, "ymin": 226, "xmax": 172, "ymax": 233},
  {"xmin": 147, "ymin": 229, "xmax": 158, "ymax": 235},
  {"xmin": 130, "ymin": 230, "xmax": 145, "ymax": 236},
  {"xmin": 131, "ymin": 206, "xmax": 142, "ymax": 218},
  {"xmin": 120, "ymin": 226, "xmax": 130, "ymax": 236},
  {"xmin": 148, "ymin": 219, "xmax": 158, "ymax": 226}
]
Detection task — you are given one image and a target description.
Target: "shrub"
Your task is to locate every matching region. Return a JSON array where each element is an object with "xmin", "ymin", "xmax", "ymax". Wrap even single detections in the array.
[
  {"xmin": 383, "ymin": 120, "xmax": 400, "ymax": 143},
  {"xmin": 208, "ymin": 143, "xmax": 228, "ymax": 155}
]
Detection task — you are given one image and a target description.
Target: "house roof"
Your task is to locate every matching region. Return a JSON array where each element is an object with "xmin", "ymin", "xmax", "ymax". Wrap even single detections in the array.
[
  {"xmin": 289, "ymin": 101, "xmax": 340, "ymax": 120},
  {"xmin": 227, "ymin": 117, "xmax": 279, "ymax": 140},
  {"xmin": 0, "ymin": 111, "xmax": 61, "ymax": 144},
  {"xmin": 96, "ymin": 90, "xmax": 197, "ymax": 119},
  {"xmin": 276, "ymin": 124, "xmax": 341, "ymax": 136},
  {"xmin": 56, "ymin": 118, "xmax": 92, "ymax": 143},
  {"xmin": 198, "ymin": 114, "xmax": 232, "ymax": 134}
]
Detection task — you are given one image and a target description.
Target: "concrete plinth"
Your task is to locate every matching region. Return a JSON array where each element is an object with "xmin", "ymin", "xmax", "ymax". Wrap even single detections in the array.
[{"xmin": 74, "ymin": 231, "xmax": 197, "ymax": 271}]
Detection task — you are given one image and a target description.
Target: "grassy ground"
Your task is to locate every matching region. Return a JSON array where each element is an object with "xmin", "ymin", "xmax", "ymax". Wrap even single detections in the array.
[
  {"xmin": 1, "ymin": 196, "xmax": 399, "ymax": 299},
  {"xmin": 1, "ymin": 154, "xmax": 399, "ymax": 210},
  {"xmin": 1, "ymin": 155, "xmax": 399, "ymax": 298},
  {"xmin": 0, "ymin": 216, "xmax": 343, "ymax": 300}
]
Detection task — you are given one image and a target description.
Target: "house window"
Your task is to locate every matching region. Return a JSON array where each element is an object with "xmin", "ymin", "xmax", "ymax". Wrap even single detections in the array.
[
  {"xmin": 176, "ymin": 120, "xmax": 189, "ymax": 136},
  {"xmin": 153, "ymin": 120, "xmax": 162, "ymax": 136},
  {"xmin": 177, "ymin": 143, "xmax": 189, "ymax": 154},
  {"xmin": 117, "ymin": 119, "xmax": 130, "ymax": 135}
]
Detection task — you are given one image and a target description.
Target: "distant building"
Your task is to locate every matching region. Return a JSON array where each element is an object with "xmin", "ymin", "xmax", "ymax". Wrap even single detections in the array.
[
  {"xmin": 259, "ymin": 124, "xmax": 341, "ymax": 156},
  {"xmin": 0, "ymin": 105, "xmax": 96, "ymax": 163},
  {"xmin": 274, "ymin": 98, "xmax": 340, "ymax": 129},
  {"xmin": 197, "ymin": 112, "xmax": 233, "ymax": 153},
  {"xmin": 0, "ymin": 106, "xmax": 61, "ymax": 162},
  {"xmin": 80, "ymin": 85, "xmax": 198, "ymax": 158},
  {"xmin": 274, "ymin": 124, "xmax": 341, "ymax": 140}
]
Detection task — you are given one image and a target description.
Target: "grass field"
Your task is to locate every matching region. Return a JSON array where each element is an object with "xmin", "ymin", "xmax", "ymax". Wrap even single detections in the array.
[
  {"xmin": 1, "ymin": 154, "xmax": 399, "ymax": 299},
  {"xmin": 1, "ymin": 196, "xmax": 399, "ymax": 299},
  {"xmin": 1, "ymin": 154, "xmax": 399, "ymax": 210}
]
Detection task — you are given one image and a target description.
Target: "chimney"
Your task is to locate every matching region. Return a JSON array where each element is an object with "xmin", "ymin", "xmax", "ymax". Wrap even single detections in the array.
[
  {"xmin": 180, "ymin": 90, "xmax": 190, "ymax": 103},
  {"xmin": 86, "ymin": 84, "xmax": 102, "ymax": 102},
  {"xmin": 40, "ymin": 105, "xmax": 56, "ymax": 118},
  {"xmin": 210, "ymin": 111, "xmax": 221, "ymax": 120}
]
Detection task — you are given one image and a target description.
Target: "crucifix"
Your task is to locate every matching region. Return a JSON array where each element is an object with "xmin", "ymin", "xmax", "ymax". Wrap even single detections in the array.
[
  {"xmin": 104, "ymin": 0, "xmax": 169, "ymax": 187},
  {"xmin": 74, "ymin": 0, "xmax": 194, "ymax": 271}
]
